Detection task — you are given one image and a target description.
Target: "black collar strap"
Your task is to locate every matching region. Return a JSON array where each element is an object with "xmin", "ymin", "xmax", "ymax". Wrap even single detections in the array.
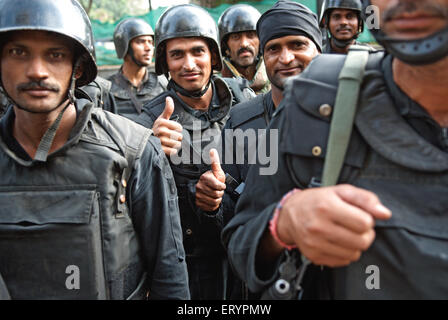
[{"xmin": 168, "ymin": 78, "xmax": 211, "ymax": 99}]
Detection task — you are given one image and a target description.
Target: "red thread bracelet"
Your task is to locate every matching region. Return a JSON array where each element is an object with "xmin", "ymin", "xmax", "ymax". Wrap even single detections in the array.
[{"xmin": 269, "ymin": 188, "xmax": 301, "ymax": 250}]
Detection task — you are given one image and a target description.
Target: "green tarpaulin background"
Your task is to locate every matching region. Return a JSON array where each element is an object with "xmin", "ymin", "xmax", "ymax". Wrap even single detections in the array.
[{"xmin": 93, "ymin": 0, "xmax": 375, "ymax": 66}]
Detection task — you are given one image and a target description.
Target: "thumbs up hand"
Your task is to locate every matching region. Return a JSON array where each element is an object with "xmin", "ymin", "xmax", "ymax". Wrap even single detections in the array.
[
  {"xmin": 210, "ymin": 148, "xmax": 226, "ymax": 183},
  {"xmin": 153, "ymin": 96, "xmax": 183, "ymax": 156},
  {"xmin": 196, "ymin": 149, "xmax": 227, "ymax": 212}
]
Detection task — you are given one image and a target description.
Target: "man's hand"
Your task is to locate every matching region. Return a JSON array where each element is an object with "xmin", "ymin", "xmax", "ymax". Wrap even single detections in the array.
[
  {"xmin": 276, "ymin": 184, "xmax": 392, "ymax": 268},
  {"xmin": 153, "ymin": 97, "xmax": 183, "ymax": 156},
  {"xmin": 196, "ymin": 149, "xmax": 226, "ymax": 212}
]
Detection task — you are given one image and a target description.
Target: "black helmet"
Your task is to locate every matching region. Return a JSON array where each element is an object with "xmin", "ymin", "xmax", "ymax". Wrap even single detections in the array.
[
  {"xmin": 0, "ymin": 0, "xmax": 97, "ymax": 87},
  {"xmin": 361, "ymin": 0, "xmax": 448, "ymax": 65},
  {"xmin": 154, "ymin": 4, "xmax": 222, "ymax": 75},
  {"xmin": 319, "ymin": 0, "xmax": 364, "ymax": 33},
  {"xmin": 113, "ymin": 18, "xmax": 154, "ymax": 59},
  {"xmin": 218, "ymin": 4, "xmax": 261, "ymax": 56}
]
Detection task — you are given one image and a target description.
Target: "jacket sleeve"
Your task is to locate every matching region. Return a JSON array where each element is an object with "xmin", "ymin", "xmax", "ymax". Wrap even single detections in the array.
[
  {"xmin": 128, "ymin": 135, "xmax": 190, "ymax": 300},
  {"xmin": 221, "ymin": 110, "xmax": 297, "ymax": 294},
  {"xmin": 220, "ymin": 118, "xmax": 243, "ymax": 227}
]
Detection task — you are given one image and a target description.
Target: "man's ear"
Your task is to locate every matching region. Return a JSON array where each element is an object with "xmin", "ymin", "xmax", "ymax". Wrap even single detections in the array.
[
  {"xmin": 211, "ymin": 51, "xmax": 219, "ymax": 67},
  {"xmin": 74, "ymin": 63, "xmax": 84, "ymax": 80}
]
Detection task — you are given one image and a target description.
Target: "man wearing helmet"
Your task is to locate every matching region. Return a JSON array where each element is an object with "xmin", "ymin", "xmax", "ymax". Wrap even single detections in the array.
[
  {"xmin": 137, "ymin": 4, "xmax": 251, "ymax": 300},
  {"xmin": 320, "ymin": 0, "xmax": 366, "ymax": 53},
  {"xmin": 223, "ymin": 0, "xmax": 448, "ymax": 299},
  {"xmin": 0, "ymin": 0, "xmax": 189, "ymax": 300},
  {"xmin": 218, "ymin": 4, "xmax": 270, "ymax": 94},
  {"xmin": 109, "ymin": 18, "xmax": 167, "ymax": 121}
]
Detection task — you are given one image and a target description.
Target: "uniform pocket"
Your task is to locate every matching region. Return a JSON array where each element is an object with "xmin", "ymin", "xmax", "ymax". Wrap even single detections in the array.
[
  {"xmin": 334, "ymin": 169, "xmax": 448, "ymax": 299},
  {"xmin": 0, "ymin": 186, "xmax": 107, "ymax": 299}
]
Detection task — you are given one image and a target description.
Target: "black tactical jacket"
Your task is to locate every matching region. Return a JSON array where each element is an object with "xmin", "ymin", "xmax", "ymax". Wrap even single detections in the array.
[
  {"xmin": 220, "ymin": 91, "xmax": 275, "ymax": 300},
  {"xmin": 223, "ymin": 52, "xmax": 448, "ymax": 299},
  {"xmin": 137, "ymin": 76, "xmax": 250, "ymax": 258},
  {"xmin": 0, "ymin": 97, "xmax": 189, "ymax": 299},
  {"xmin": 221, "ymin": 91, "xmax": 275, "ymax": 226},
  {"xmin": 109, "ymin": 68, "xmax": 168, "ymax": 122}
]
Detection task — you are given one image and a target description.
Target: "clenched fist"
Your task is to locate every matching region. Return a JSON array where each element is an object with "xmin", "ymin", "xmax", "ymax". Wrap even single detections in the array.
[{"xmin": 275, "ymin": 184, "xmax": 392, "ymax": 268}]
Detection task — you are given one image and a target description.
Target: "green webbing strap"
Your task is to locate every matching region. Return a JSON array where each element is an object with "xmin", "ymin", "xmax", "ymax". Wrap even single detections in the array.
[{"xmin": 321, "ymin": 46, "xmax": 370, "ymax": 187}]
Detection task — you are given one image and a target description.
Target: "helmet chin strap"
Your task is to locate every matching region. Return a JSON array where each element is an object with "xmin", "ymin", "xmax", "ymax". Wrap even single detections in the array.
[
  {"xmin": 331, "ymin": 36, "xmax": 356, "ymax": 48},
  {"xmin": 67, "ymin": 58, "xmax": 80, "ymax": 103},
  {"xmin": 362, "ymin": 0, "xmax": 448, "ymax": 66},
  {"xmin": 32, "ymin": 58, "xmax": 81, "ymax": 162},
  {"xmin": 373, "ymin": 25, "xmax": 448, "ymax": 66},
  {"xmin": 167, "ymin": 77, "xmax": 212, "ymax": 99},
  {"xmin": 128, "ymin": 47, "xmax": 146, "ymax": 68}
]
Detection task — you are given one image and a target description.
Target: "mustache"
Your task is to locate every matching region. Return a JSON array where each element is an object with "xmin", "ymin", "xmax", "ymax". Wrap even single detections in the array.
[
  {"xmin": 179, "ymin": 69, "xmax": 203, "ymax": 76},
  {"xmin": 336, "ymin": 26, "xmax": 353, "ymax": 32},
  {"xmin": 17, "ymin": 80, "xmax": 60, "ymax": 92},
  {"xmin": 276, "ymin": 63, "xmax": 304, "ymax": 72},
  {"xmin": 237, "ymin": 47, "xmax": 255, "ymax": 56},
  {"xmin": 383, "ymin": 1, "xmax": 448, "ymax": 21}
]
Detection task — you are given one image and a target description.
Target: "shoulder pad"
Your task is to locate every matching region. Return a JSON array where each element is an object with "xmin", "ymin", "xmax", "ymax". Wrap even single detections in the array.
[
  {"xmin": 227, "ymin": 93, "xmax": 265, "ymax": 129},
  {"xmin": 87, "ymin": 109, "xmax": 153, "ymax": 160},
  {"xmin": 220, "ymin": 76, "xmax": 256, "ymax": 104},
  {"xmin": 75, "ymin": 88, "xmax": 94, "ymax": 102},
  {"xmin": 107, "ymin": 72, "xmax": 118, "ymax": 82},
  {"xmin": 284, "ymin": 51, "xmax": 385, "ymax": 120},
  {"xmin": 94, "ymin": 76, "xmax": 112, "ymax": 91},
  {"xmin": 144, "ymin": 90, "xmax": 171, "ymax": 109},
  {"xmin": 137, "ymin": 91, "xmax": 178, "ymax": 128},
  {"xmin": 278, "ymin": 52, "xmax": 384, "ymax": 168}
]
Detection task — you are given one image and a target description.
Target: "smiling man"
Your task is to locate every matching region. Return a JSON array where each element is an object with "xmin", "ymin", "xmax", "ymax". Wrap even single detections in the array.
[
  {"xmin": 223, "ymin": 0, "xmax": 448, "ymax": 299},
  {"xmin": 220, "ymin": 0, "xmax": 322, "ymax": 299},
  {"xmin": 137, "ymin": 4, "xmax": 252, "ymax": 300},
  {"xmin": 320, "ymin": 0, "xmax": 367, "ymax": 54},
  {"xmin": 109, "ymin": 18, "xmax": 167, "ymax": 121},
  {"xmin": 0, "ymin": 0, "xmax": 189, "ymax": 300}
]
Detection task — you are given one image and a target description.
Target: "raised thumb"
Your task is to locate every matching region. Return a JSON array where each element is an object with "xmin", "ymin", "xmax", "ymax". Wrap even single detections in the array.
[
  {"xmin": 160, "ymin": 96, "xmax": 175, "ymax": 120},
  {"xmin": 210, "ymin": 148, "xmax": 225, "ymax": 183}
]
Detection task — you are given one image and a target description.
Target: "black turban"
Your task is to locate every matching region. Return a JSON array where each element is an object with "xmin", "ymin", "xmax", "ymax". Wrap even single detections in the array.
[{"xmin": 257, "ymin": 0, "xmax": 322, "ymax": 52}]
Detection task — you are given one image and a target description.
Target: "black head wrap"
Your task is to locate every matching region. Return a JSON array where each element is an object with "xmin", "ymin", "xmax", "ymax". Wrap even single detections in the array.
[{"xmin": 257, "ymin": 0, "xmax": 322, "ymax": 53}]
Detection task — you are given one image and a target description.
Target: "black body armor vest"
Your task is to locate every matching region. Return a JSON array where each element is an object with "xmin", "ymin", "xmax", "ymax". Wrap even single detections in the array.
[{"xmin": 0, "ymin": 103, "xmax": 152, "ymax": 299}]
